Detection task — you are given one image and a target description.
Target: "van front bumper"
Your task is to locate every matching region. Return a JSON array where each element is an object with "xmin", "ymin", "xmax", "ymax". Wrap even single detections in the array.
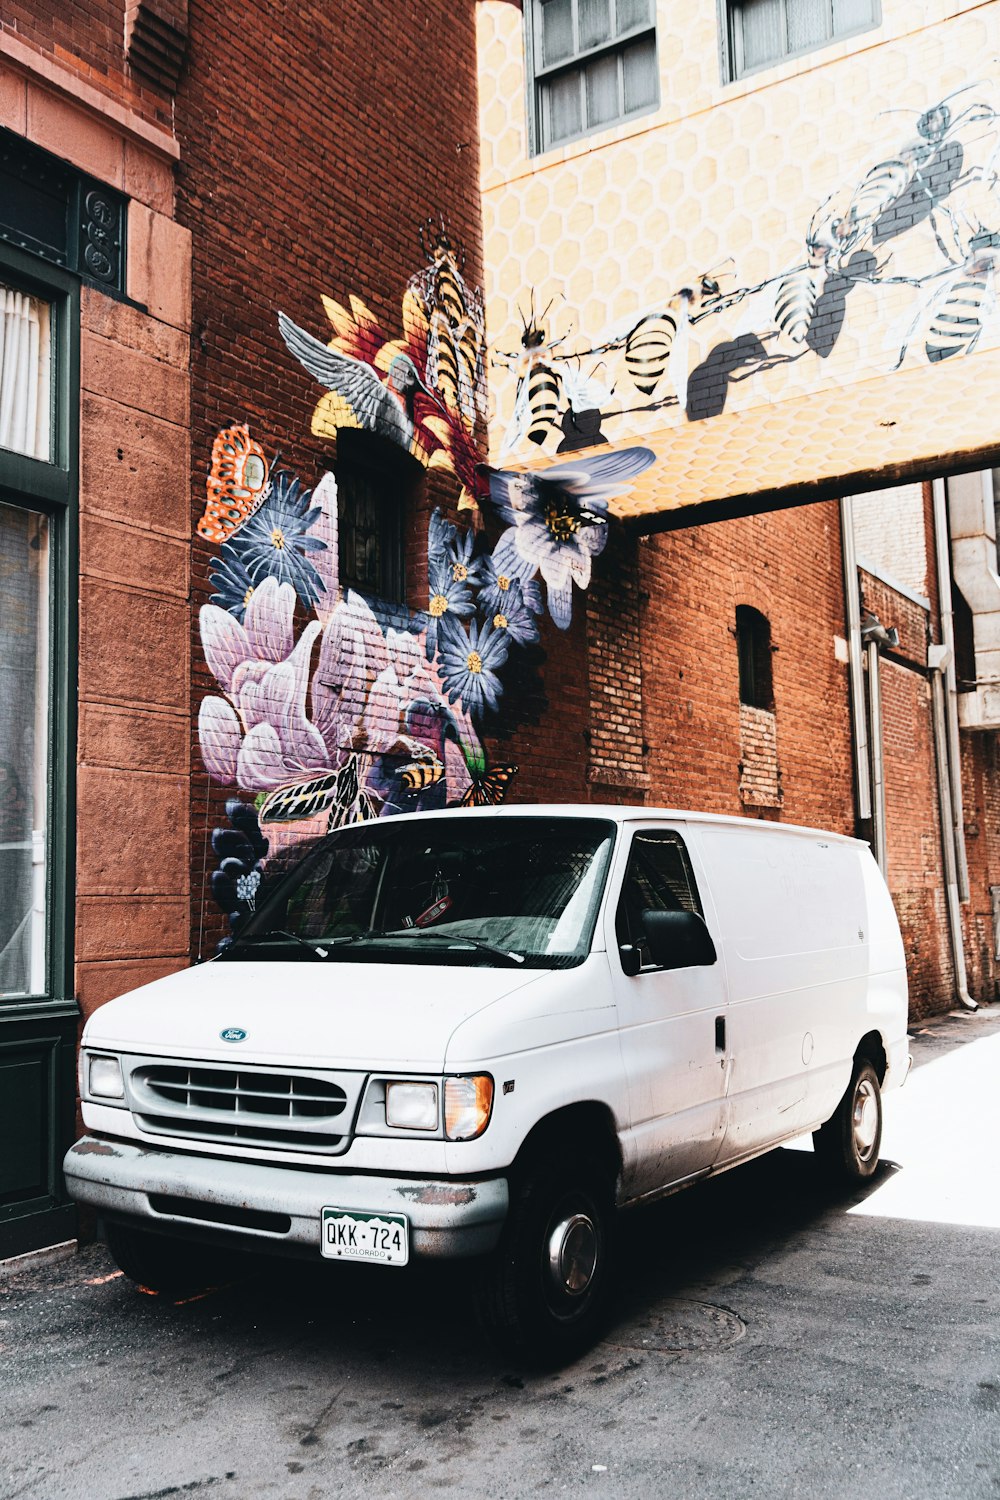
[{"xmin": 64, "ymin": 1136, "xmax": 508, "ymax": 1260}]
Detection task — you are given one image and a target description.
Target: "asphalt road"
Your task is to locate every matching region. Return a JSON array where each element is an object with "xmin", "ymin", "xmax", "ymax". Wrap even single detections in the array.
[{"xmin": 2, "ymin": 1006, "xmax": 999, "ymax": 1500}]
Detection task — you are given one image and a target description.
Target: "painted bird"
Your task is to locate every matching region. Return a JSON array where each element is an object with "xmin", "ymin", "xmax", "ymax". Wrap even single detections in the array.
[{"xmin": 278, "ymin": 310, "xmax": 439, "ymax": 460}]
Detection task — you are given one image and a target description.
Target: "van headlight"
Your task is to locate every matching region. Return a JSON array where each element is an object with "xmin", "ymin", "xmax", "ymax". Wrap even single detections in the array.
[
  {"xmin": 444, "ymin": 1075, "xmax": 494, "ymax": 1141},
  {"xmin": 385, "ymin": 1081, "xmax": 439, "ymax": 1131},
  {"xmin": 86, "ymin": 1053, "xmax": 126, "ymax": 1103}
]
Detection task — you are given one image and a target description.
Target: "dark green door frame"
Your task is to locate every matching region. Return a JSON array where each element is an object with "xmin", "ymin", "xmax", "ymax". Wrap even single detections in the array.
[{"xmin": 0, "ymin": 241, "xmax": 81, "ymax": 1260}]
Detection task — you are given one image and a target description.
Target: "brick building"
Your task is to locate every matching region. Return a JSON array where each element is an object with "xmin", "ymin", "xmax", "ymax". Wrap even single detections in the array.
[{"xmin": 1, "ymin": 0, "xmax": 999, "ymax": 1259}]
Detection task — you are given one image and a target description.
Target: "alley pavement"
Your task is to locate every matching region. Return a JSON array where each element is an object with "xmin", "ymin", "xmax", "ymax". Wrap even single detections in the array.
[{"xmin": 2, "ymin": 1005, "xmax": 999, "ymax": 1500}]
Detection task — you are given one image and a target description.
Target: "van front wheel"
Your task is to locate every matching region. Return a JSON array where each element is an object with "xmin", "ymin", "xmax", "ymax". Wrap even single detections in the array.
[
  {"xmin": 476, "ymin": 1157, "xmax": 615, "ymax": 1366},
  {"xmin": 813, "ymin": 1059, "xmax": 883, "ymax": 1183},
  {"xmin": 104, "ymin": 1220, "xmax": 229, "ymax": 1294}
]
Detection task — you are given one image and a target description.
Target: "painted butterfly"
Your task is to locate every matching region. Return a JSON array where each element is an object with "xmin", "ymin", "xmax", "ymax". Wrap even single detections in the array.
[
  {"xmin": 459, "ymin": 764, "xmax": 518, "ymax": 808},
  {"xmin": 196, "ymin": 424, "xmax": 271, "ymax": 545}
]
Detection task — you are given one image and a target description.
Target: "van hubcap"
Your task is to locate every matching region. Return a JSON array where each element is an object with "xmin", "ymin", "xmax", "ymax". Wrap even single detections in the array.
[
  {"xmin": 547, "ymin": 1213, "xmax": 598, "ymax": 1296},
  {"xmin": 853, "ymin": 1078, "xmax": 879, "ymax": 1160}
]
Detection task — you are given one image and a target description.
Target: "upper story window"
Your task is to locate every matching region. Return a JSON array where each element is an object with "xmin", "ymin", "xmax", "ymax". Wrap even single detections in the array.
[
  {"xmin": 0, "ymin": 283, "xmax": 53, "ymax": 463},
  {"xmin": 736, "ymin": 605, "xmax": 774, "ymax": 711},
  {"xmin": 724, "ymin": 0, "xmax": 880, "ymax": 81},
  {"xmin": 528, "ymin": 0, "xmax": 659, "ymax": 155}
]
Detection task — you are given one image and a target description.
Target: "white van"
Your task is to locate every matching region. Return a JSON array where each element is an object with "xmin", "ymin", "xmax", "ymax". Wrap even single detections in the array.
[{"xmin": 65, "ymin": 806, "xmax": 909, "ymax": 1362}]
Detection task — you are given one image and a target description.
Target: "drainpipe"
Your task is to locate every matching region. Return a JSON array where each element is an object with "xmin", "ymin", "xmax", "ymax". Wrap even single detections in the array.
[
  {"xmin": 929, "ymin": 643, "xmax": 977, "ymax": 1011},
  {"xmin": 932, "ymin": 478, "xmax": 970, "ymax": 901},
  {"xmin": 860, "ymin": 618, "xmax": 896, "ymax": 875},
  {"xmin": 840, "ymin": 498, "xmax": 872, "ymax": 821}
]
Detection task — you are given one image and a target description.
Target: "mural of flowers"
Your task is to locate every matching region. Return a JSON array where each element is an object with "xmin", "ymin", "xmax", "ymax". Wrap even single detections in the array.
[
  {"xmin": 482, "ymin": 447, "xmax": 657, "ymax": 628},
  {"xmin": 199, "ymin": 238, "xmax": 662, "ymax": 933},
  {"xmin": 224, "ymin": 471, "xmax": 328, "ymax": 612},
  {"xmin": 438, "ymin": 615, "xmax": 509, "ymax": 720}
]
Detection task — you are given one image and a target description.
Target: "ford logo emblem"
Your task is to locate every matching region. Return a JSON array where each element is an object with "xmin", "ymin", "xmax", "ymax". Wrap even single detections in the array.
[{"xmin": 220, "ymin": 1027, "xmax": 247, "ymax": 1043}]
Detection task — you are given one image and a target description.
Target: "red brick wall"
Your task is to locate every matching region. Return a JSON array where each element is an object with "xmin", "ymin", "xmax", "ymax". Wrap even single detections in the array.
[
  {"xmin": 638, "ymin": 500, "xmax": 855, "ymax": 835},
  {"xmin": 1, "ymin": 1, "xmax": 174, "ymax": 128},
  {"xmin": 174, "ymin": 0, "xmax": 487, "ymax": 953}
]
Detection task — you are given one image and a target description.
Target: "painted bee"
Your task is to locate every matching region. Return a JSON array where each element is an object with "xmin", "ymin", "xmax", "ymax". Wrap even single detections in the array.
[
  {"xmin": 621, "ymin": 270, "xmax": 725, "ymax": 413},
  {"xmin": 892, "ymin": 223, "xmax": 1000, "ymax": 368},
  {"xmin": 409, "ymin": 221, "xmax": 486, "ymax": 428},
  {"xmin": 843, "ymin": 85, "xmax": 997, "ymax": 254},
  {"xmin": 399, "ymin": 758, "xmax": 445, "ymax": 795},
  {"xmin": 496, "ymin": 296, "xmax": 570, "ymax": 453}
]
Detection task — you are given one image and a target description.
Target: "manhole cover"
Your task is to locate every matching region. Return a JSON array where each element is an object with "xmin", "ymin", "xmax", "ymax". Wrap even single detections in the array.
[{"xmin": 613, "ymin": 1298, "xmax": 746, "ymax": 1353}]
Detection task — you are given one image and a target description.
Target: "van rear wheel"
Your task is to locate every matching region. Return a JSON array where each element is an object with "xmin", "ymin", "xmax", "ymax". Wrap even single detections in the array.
[
  {"xmin": 813, "ymin": 1059, "xmax": 883, "ymax": 1183},
  {"xmin": 476, "ymin": 1156, "xmax": 615, "ymax": 1367},
  {"xmin": 105, "ymin": 1220, "xmax": 229, "ymax": 1294}
]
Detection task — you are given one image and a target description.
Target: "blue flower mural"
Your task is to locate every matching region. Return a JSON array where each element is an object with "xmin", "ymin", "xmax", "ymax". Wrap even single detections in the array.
[
  {"xmin": 227, "ymin": 471, "xmax": 327, "ymax": 611},
  {"xmin": 438, "ymin": 614, "xmax": 509, "ymax": 720},
  {"xmin": 209, "ymin": 543, "xmax": 258, "ymax": 622}
]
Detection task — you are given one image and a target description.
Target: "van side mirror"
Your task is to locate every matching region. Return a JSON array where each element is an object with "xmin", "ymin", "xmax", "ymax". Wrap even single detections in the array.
[{"xmin": 642, "ymin": 909, "xmax": 717, "ymax": 970}]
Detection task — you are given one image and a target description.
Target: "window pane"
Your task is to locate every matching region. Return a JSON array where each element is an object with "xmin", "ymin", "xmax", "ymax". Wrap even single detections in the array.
[
  {"xmin": 735, "ymin": 0, "xmax": 785, "ymax": 71},
  {"xmin": 787, "ymin": 0, "xmax": 830, "ymax": 52},
  {"xmin": 623, "ymin": 35, "xmax": 658, "ymax": 112},
  {"xmin": 616, "ymin": 0, "xmax": 652, "ymax": 32},
  {"xmin": 586, "ymin": 53, "xmax": 621, "ymax": 128},
  {"xmin": 832, "ymin": 0, "xmax": 876, "ymax": 32},
  {"xmin": 543, "ymin": 69, "xmax": 584, "ymax": 145},
  {"xmin": 0, "ymin": 504, "xmax": 48, "ymax": 998},
  {"xmin": 540, "ymin": 0, "xmax": 575, "ymax": 65},
  {"xmin": 0, "ymin": 284, "xmax": 52, "ymax": 462},
  {"xmin": 580, "ymin": 0, "xmax": 611, "ymax": 50}
]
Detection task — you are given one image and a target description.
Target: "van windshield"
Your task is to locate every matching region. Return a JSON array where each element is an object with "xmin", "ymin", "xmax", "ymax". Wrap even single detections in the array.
[{"xmin": 222, "ymin": 816, "xmax": 617, "ymax": 969}]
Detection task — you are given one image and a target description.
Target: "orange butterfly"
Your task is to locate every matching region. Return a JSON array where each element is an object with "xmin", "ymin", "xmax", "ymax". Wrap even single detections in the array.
[
  {"xmin": 459, "ymin": 765, "xmax": 518, "ymax": 807},
  {"xmin": 196, "ymin": 424, "xmax": 270, "ymax": 545}
]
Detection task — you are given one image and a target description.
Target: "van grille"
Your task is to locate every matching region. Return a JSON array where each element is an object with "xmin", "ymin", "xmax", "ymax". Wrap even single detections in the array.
[{"xmin": 125, "ymin": 1060, "xmax": 362, "ymax": 1155}]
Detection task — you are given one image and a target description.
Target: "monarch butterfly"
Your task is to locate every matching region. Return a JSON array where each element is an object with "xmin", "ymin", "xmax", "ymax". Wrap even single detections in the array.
[
  {"xmin": 458, "ymin": 764, "xmax": 518, "ymax": 808},
  {"xmin": 196, "ymin": 424, "xmax": 270, "ymax": 545}
]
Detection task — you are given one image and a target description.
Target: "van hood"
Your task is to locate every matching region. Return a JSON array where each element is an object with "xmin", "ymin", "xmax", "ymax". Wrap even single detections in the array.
[{"xmin": 82, "ymin": 959, "xmax": 544, "ymax": 1073}]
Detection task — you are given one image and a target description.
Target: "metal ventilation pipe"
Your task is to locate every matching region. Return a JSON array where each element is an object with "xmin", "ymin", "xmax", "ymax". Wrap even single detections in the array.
[
  {"xmin": 859, "ymin": 614, "xmax": 897, "ymax": 876},
  {"xmin": 929, "ymin": 642, "xmax": 977, "ymax": 1011},
  {"xmin": 840, "ymin": 498, "xmax": 872, "ymax": 823},
  {"xmin": 932, "ymin": 478, "xmax": 970, "ymax": 901}
]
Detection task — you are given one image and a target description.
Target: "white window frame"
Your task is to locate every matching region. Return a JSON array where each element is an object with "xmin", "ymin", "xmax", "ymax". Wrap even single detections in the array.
[
  {"xmin": 526, "ymin": 0, "xmax": 659, "ymax": 156},
  {"xmin": 721, "ymin": 0, "xmax": 881, "ymax": 83}
]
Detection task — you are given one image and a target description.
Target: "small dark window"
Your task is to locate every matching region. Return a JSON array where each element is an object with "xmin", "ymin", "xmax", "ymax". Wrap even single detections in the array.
[
  {"xmin": 615, "ymin": 830, "xmax": 702, "ymax": 967},
  {"xmin": 336, "ymin": 430, "xmax": 412, "ymax": 604},
  {"xmin": 736, "ymin": 605, "xmax": 773, "ymax": 711}
]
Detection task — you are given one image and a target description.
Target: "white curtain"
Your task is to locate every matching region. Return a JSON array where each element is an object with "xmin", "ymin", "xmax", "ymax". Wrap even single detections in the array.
[{"xmin": 0, "ymin": 284, "xmax": 51, "ymax": 463}]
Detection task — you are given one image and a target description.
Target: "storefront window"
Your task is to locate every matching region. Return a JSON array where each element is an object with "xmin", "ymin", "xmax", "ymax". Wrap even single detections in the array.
[
  {"xmin": 0, "ymin": 502, "xmax": 49, "ymax": 996},
  {"xmin": 0, "ymin": 283, "xmax": 52, "ymax": 462}
]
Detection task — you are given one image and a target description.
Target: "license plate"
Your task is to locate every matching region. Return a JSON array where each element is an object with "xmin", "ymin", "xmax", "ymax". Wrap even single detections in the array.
[{"xmin": 321, "ymin": 1207, "xmax": 409, "ymax": 1266}]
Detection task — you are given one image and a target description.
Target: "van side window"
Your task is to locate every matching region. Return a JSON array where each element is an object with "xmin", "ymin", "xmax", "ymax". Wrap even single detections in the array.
[{"xmin": 616, "ymin": 831, "xmax": 703, "ymax": 969}]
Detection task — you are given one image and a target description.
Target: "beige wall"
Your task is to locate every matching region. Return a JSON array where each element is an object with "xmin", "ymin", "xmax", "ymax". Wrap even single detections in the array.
[{"xmin": 477, "ymin": 2, "xmax": 1000, "ymax": 521}]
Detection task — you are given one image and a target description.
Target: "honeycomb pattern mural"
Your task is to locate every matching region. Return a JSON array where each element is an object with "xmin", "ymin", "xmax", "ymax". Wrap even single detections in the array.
[{"xmin": 476, "ymin": 1, "xmax": 1000, "ymax": 523}]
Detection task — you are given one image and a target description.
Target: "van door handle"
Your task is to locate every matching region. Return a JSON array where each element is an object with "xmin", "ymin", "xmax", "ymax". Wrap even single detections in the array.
[{"xmin": 715, "ymin": 1015, "xmax": 726, "ymax": 1053}]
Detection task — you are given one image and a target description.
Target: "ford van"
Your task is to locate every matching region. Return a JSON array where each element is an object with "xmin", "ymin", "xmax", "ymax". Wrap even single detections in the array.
[{"xmin": 65, "ymin": 806, "xmax": 909, "ymax": 1362}]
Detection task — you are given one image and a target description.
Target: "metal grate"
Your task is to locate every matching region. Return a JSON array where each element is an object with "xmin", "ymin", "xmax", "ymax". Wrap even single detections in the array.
[{"xmin": 127, "ymin": 1062, "xmax": 357, "ymax": 1155}]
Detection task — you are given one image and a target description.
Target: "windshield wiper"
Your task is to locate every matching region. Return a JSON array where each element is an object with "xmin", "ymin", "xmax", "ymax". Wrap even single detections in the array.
[
  {"xmin": 228, "ymin": 928, "xmax": 329, "ymax": 960},
  {"xmin": 328, "ymin": 930, "xmax": 525, "ymax": 966}
]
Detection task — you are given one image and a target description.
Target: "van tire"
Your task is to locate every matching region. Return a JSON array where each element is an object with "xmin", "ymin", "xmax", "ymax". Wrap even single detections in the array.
[
  {"xmin": 476, "ymin": 1156, "xmax": 615, "ymax": 1367},
  {"xmin": 104, "ymin": 1221, "xmax": 227, "ymax": 1294},
  {"xmin": 813, "ymin": 1059, "xmax": 883, "ymax": 1183}
]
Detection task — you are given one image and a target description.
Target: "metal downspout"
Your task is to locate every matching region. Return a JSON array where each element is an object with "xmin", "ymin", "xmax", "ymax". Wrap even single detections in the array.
[
  {"xmin": 929, "ymin": 644, "xmax": 977, "ymax": 1010},
  {"xmin": 840, "ymin": 497, "xmax": 872, "ymax": 822},
  {"xmin": 866, "ymin": 640, "xmax": 887, "ymax": 875},
  {"xmin": 932, "ymin": 477, "xmax": 970, "ymax": 901}
]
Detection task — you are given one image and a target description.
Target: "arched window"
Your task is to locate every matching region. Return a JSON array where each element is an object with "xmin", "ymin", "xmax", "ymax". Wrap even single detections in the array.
[{"xmin": 736, "ymin": 605, "xmax": 773, "ymax": 711}]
